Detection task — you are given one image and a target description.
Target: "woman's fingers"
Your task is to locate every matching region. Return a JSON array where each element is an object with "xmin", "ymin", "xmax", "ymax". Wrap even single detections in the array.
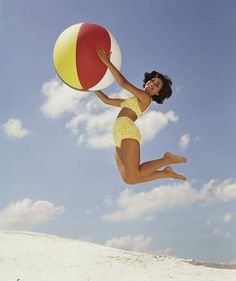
[
  {"xmin": 96, "ymin": 48, "xmax": 107, "ymax": 55},
  {"xmin": 96, "ymin": 48, "xmax": 105, "ymax": 58},
  {"xmin": 96, "ymin": 48, "xmax": 110, "ymax": 66}
]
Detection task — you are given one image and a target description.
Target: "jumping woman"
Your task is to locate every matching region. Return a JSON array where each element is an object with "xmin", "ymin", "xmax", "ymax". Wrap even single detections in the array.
[{"xmin": 95, "ymin": 48, "xmax": 187, "ymax": 185}]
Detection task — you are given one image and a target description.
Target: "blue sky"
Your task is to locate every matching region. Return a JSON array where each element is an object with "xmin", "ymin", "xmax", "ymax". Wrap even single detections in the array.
[{"xmin": 1, "ymin": 0, "xmax": 236, "ymax": 263}]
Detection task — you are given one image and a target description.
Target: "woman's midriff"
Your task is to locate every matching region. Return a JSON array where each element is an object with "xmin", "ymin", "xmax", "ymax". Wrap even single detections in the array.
[{"xmin": 117, "ymin": 108, "xmax": 138, "ymax": 122}]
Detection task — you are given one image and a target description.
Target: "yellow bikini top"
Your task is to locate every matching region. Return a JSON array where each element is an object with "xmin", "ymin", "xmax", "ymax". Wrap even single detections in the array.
[{"xmin": 120, "ymin": 96, "xmax": 152, "ymax": 117}]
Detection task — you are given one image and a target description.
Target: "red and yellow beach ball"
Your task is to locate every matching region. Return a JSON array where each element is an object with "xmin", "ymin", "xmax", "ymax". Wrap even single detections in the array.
[{"xmin": 53, "ymin": 23, "xmax": 121, "ymax": 91}]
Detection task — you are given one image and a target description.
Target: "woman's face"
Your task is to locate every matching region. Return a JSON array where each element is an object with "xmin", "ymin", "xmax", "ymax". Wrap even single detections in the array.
[{"xmin": 144, "ymin": 78, "xmax": 163, "ymax": 96}]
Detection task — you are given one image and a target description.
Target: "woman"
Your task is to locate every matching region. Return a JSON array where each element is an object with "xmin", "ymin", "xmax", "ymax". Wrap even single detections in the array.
[{"xmin": 95, "ymin": 48, "xmax": 187, "ymax": 185}]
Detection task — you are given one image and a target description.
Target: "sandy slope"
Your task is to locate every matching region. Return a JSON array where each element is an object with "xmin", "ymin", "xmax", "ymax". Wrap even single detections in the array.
[{"xmin": 0, "ymin": 230, "xmax": 235, "ymax": 281}]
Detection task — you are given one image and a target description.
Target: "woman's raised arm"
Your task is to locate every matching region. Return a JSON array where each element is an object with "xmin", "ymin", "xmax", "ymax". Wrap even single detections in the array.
[{"xmin": 96, "ymin": 49, "xmax": 150, "ymax": 104}]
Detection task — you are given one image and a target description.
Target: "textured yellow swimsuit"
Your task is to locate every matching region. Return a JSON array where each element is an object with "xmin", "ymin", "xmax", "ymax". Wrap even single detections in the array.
[{"xmin": 113, "ymin": 96, "xmax": 152, "ymax": 148}]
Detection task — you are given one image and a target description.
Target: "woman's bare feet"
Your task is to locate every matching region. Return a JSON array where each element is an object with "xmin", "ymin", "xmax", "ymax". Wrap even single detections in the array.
[
  {"xmin": 163, "ymin": 166, "xmax": 187, "ymax": 181},
  {"xmin": 164, "ymin": 152, "xmax": 187, "ymax": 164}
]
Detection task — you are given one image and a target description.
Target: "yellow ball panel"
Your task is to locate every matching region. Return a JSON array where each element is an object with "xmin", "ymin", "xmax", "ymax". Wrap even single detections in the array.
[{"xmin": 53, "ymin": 24, "xmax": 83, "ymax": 89}]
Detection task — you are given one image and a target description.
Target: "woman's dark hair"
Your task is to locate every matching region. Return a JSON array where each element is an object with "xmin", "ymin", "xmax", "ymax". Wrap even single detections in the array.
[{"xmin": 143, "ymin": 71, "xmax": 172, "ymax": 104}]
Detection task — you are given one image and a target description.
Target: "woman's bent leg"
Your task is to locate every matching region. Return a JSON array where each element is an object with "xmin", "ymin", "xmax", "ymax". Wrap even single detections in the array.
[{"xmin": 121, "ymin": 139, "xmax": 186, "ymax": 184}]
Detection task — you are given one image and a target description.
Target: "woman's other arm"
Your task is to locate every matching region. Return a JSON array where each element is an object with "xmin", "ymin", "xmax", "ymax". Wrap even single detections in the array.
[{"xmin": 95, "ymin": 90, "xmax": 124, "ymax": 107}]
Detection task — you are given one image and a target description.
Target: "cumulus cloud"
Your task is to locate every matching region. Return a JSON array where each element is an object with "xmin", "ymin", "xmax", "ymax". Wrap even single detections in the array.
[
  {"xmin": 102, "ymin": 179, "xmax": 236, "ymax": 222},
  {"xmin": 0, "ymin": 198, "xmax": 64, "ymax": 230},
  {"xmin": 2, "ymin": 118, "xmax": 30, "ymax": 139},
  {"xmin": 102, "ymin": 182, "xmax": 202, "ymax": 222},
  {"xmin": 105, "ymin": 235, "xmax": 152, "ymax": 252},
  {"xmin": 40, "ymin": 79, "xmax": 84, "ymax": 118},
  {"xmin": 105, "ymin": 235, "xmax": 173, "ymax": 255},
  {"xmin": 200, "ymin": 179, "xmax": 236, "ymax": 203},
  {"xmin": 179, "ymin": 134, "xmax": 190, "ymax": 149},
  {"xmin": 224, "ymin": 212, "xmax": 232, "ymax": 223},
  {"xmin": 66, "ymin": 109, "xmax": 177, "ymax": 149},
  {"xmin": 137, "ymin": 110, "xmax": 178, "ymax": 143},
  {"xmin": 65, "ymin": 110, "xmax": 117, "ymax": 148},
  {"xmin": 41, "ymin": 79, "xmax": 179, "ymax": 149}
]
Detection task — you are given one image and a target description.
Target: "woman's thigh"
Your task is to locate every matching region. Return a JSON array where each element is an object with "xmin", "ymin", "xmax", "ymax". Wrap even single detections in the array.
[
  {"xmin": 120, "ymin": 138, "xmax": 140, "ymax": 179},
  {"xmin": 115, "ymin": 146, "xmax": 126, "ymax": 180}
]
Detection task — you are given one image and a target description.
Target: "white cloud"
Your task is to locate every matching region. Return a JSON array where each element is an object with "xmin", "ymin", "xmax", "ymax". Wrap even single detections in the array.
[
  {"xmin": 224, "ymin": 212, "xmax": 232, "ymax": 223},
  {"xmin": 105, "ymin": 235, "xmax": 173, "ymax": 255},
  {"xmin": 200, "ymin": 179, "xmax": 236, "ymax": 203},
  {"xmin": 65, "ymin": 113, "xmax": 89, "ymax": 135},
  {"xmin": 65, "ymin": 110, "xmax": 117, "ymax": 149},
  {"xmin": 67, "ymin": 109, "xmax": 178, "ymax": 149},
  {"xmin": 40, "ymin": 79, "xmax": 84, "ymax": 118},
  {"xmin": 65, "ymin": 103, "xmax": 178, "ymax": 149},
  {"xmin": 179, "ymin": 134, "xmax": 190, "ymax": 149},
  {"xmin": 102, "ymin": 179, "xmax": 236, "ymax": 222},
  {"xmin": 2, "ymin": 118, "xmax": 30, "ymax": 139},
  {"xmin": 137, "ymin": 110, "xmax": 178, "ymax": 143},
  {"xmin": 0, "ymin": 198, "xmax": 64, "ymax": 230},
  {"xmin": 102, "ymin": 182, "xmax": 202, "ymax": 222},
  {"xmin": 41, "ymin": 79, "xmax": 179, "ymax": 149},
  {"xmin": 105, "ymin": 235, "xmax": 152, "ymax": 252}
]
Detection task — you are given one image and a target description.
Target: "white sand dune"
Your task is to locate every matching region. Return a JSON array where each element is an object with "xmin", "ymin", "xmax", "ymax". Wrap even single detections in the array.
[{"xmin": 0, "ymin": 230, "xmax": 235, "ymax": 281}]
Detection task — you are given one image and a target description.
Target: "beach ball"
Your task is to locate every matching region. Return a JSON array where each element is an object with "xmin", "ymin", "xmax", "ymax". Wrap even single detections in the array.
[{"xmin": 53, "ymin": 23, "xmax": 121, "ymax": 91}]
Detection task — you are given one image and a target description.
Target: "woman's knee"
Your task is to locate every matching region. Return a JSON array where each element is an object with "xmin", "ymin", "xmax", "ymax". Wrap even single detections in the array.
[{"xmin": 123, "ymin": 172, "xmax": 140, "ymax": 185}]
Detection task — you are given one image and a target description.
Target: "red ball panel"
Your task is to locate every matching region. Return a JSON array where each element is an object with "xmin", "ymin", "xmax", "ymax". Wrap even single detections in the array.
[{"xmin": 76, "ymin": 23, "xmax": 111, "ymax": 90}]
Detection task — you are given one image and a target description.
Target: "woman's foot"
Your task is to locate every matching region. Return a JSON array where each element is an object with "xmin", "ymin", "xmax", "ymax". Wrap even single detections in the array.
[
  {"xmin": 163, "ymin": 166, "xmax": 187, "ymax": 181},
  {"xmin": 164, "ymin": 152, "xmax": 187, "ymax": 164}
]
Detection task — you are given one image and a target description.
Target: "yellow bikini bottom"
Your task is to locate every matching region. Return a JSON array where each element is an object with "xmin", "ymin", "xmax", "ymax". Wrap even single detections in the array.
[{"xmin": 113, "ymin": 117, "xmax": 141, "ymax": 148}]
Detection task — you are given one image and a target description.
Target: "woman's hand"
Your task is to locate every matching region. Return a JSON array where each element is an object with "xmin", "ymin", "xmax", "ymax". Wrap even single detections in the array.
[{"xmin": 96, "ymin": 48, "xmax": 111, "ymax": 67}]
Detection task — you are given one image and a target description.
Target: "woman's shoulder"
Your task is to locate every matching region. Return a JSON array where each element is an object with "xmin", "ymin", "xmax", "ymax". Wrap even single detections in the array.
[
  {"xmin": 136, "ymin": 95, "xmax": 152, "ymax": 113},
  {"xmin": 136, "ymin": 94, "xmax": 152, "ymax": 105}
]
